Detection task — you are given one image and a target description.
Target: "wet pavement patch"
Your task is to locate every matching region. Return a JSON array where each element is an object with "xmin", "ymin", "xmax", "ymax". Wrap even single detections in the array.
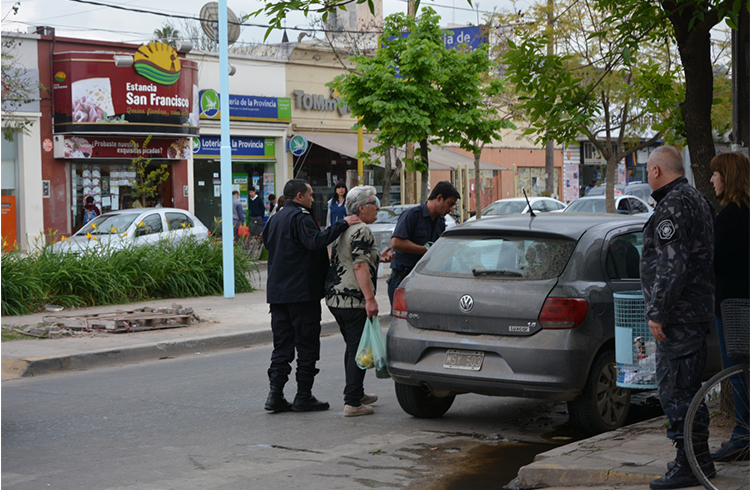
[{"xmin": 404, "ymin": 440, "xmax": 557, "ymax": 490}]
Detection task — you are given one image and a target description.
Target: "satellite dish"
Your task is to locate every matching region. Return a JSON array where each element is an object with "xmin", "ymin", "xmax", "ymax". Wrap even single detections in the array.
[{"xmin": 199, "ymin": 2, "xmax": 241, "ymax": 46}]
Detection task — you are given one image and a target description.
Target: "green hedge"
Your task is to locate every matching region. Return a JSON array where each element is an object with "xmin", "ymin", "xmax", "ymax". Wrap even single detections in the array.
[{"xmin": 1, "ymin": 237, "xmax": 258, "ymax": 316}]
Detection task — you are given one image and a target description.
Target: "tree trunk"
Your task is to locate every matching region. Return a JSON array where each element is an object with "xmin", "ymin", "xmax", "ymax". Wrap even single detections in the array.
[
  {"xmin": 605, "ymin": 156, "xmax": 618, "ymax": 214},
  {"xmin": 419, "ymin": 139, "xmax": 430, "ymax": 203},
  {"xmin": 663, "ymin": 1, "xmax": 721, "ymax": 205},
  {"xmin": 474, "ymin": 151, "xmax": 482, "ymax": 219},
  {"xmin": 382, "ymin": 146, "xmax": 393, "ymax": 206},
  {"xmin": 545, "ymin": 140, "xmax": 555, "ymax": 197}
]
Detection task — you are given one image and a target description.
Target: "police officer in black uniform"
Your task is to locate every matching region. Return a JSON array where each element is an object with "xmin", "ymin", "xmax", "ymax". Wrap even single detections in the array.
[
  {"xmin": 640, "ymin": 146, "xmax": 716, "ymax": 489},
  {"xmin": 262, "ymin": 179, "xmax": 360, "ymax": 413}
]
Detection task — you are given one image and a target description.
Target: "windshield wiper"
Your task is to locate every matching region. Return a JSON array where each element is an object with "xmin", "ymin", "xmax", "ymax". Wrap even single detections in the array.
[{"xmin": 471, "ymin": 268, "xmax": 523, "ymax": 277}]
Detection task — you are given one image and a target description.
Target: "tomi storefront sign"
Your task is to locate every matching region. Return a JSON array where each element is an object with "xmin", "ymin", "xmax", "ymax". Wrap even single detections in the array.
[{"xmin": 52, "ymin": 42, "xmax": 199, "ymax": 136}]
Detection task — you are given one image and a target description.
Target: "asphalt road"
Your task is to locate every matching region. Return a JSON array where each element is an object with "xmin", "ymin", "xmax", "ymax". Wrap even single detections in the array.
[{"xmin": 2, "ymin": 333, "xmax": 573, "ymax": 490}]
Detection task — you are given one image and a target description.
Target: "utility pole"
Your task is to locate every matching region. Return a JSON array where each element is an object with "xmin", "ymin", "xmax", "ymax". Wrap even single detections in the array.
[{"xmin": 544, "ymin": 0, "xmax": 555, "ymax": 198}]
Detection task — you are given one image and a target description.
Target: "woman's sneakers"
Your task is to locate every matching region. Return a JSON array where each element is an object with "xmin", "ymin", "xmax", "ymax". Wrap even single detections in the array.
[
  {"xmin": 344, "ymin": 404, "xmax": 375, "ymax": 417},
  {"xmin": 361, "ymin": 393, "xmax": 378, "ymax": 405}
]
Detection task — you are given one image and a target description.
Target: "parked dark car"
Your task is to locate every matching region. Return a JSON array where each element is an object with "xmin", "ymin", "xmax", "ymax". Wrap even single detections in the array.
[{"xmin": 386, "ymin": 214, "xmax": 720, "ymax": 435}]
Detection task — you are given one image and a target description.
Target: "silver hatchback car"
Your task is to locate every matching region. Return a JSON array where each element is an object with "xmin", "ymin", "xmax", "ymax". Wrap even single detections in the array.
[{"xmin": 387, "ymin": 214, "xmax": 719, "ymax": 435}]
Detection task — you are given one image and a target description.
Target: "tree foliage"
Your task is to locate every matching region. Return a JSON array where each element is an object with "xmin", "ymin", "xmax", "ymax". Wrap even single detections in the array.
[
  {"xmin": 153, "ymin": 22, "xmax": 181, "ymax": 48},
  {"xmin": 1, "ymin": 5, "xmax": 42, "ymax": 141},
  {"xmin": 129, "ymin": 136, "xmax": 169, "ymax": 207},
  {"xmin": 594, "ymin": 0, "xmax": 749, "ymax": 203},
  {"xmin": 502, "ymin": 0, "xmax": 683, "ymax": 211},
  {"xmin": 330, "ymin": 7, "xmax": 510, "ymax": 201}
]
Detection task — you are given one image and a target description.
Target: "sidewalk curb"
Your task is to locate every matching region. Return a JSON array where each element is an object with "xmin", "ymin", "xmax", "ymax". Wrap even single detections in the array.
[
  {"xmin": 515, "ymin": 419, "xmax": 666, "ymax": 489},
  {"xmin": 2, "ymin": 319, "xmax": 349, "ymax": 379}
]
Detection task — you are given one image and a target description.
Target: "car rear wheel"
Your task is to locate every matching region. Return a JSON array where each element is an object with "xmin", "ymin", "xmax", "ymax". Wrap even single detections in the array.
[
  {"xmin": 394, "ymin": 382, "xmax": 455, "ymax": 418},
  {"xmin": 567, "ymin": 350, "xmax": 630, "ymax": 436}
]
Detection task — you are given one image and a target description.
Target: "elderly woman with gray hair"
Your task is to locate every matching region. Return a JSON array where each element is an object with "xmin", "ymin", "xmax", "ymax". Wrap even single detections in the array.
[{"xmin": 324, "ymin": 185, "xmax": 395, "ymax": 417}]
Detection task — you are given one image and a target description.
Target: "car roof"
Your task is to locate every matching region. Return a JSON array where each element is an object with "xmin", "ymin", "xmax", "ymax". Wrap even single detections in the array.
[
  {"xmin": 445, "ymin": 213, "xmax": 647, "ymax": 240},
  {"xmin": 100, "ymin": 207, "xmax": 189, "ymax": 216}
]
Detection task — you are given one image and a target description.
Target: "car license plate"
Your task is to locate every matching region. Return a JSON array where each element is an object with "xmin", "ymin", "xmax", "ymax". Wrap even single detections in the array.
[{"xmin": 443, "ymin": 350, "xmax": 484, "ymax": 371}]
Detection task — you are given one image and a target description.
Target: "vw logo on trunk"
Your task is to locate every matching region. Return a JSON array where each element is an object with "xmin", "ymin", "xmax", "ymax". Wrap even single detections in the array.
[{"xmin": 459, "ymin": 294, "xmax": 474, "ymax": 313}]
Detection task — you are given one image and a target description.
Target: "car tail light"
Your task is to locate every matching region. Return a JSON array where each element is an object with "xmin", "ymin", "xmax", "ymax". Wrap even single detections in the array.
[
  {"xmin": 539, "ymin": 298, "xmax": 588, "ymax": 329},
  {"xmin": 393, "ymin": 288, "xmax": 408, "ymax": 319}
]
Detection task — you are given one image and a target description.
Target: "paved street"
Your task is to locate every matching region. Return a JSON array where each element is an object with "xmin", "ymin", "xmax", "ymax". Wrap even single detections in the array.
[{"xmin": 2, "ymin": 333, "xmax": 570, "ymax": 490}]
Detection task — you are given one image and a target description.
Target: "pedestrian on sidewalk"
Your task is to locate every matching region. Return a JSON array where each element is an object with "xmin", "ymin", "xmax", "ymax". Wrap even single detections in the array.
[
  {"xmin": 640, "ymin": 145, "xmax": 716, "ymax": 490},
  {"xmin": 232, "ymin": 190, "xmax": 244, "ymax": 240},
  {"xmin": 324, "ymin": 186, "xmax": 395, "ymax": 417},
  {"xmin": 326, "ymin": 181, "xmax": 348, "ymax": 227},
  {"xmin": 262, "ymin": 179, "xmax": 360, "ymax": 413},
  {"xmin": 709, "ymin": 151, "xmax": 750, "ymax": 462},
  {"xmin": 248, "ymin": 186, "xmax": 265, "ymax": 236}
]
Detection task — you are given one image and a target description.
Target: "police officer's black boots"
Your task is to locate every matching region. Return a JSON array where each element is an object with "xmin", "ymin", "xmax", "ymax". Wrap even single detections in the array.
[
  {"xmin": 291, "ymin": 392, "xmax": 330, "ymax": 412},
  {"xmin": 650, "ymin": 439, "xmax": 716, "ymax": 489},
  {"xmin": 264, "ymin": 385, "xmax": 293, "ymax": 413}
]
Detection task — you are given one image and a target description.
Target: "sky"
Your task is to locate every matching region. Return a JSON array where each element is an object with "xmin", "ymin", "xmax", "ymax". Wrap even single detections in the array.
[{"xmin": 2, "ymin": 0, "xmax": 532, "ymax": 46}]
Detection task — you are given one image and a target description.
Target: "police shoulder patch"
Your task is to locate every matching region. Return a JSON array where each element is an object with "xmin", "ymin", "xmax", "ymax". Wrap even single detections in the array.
[
  {"xmin": 301, "ymin": 208, "xmax": 310, "ymax": 214},
  {"xmin": 657, "ymin": 219, "xmax": 676, "ymax": 240}
]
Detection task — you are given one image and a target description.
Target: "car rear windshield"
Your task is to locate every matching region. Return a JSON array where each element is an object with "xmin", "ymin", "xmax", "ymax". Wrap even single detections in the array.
[{"xmin": 416, "ymin": 235, "xmax": 576, "ymax": 280}]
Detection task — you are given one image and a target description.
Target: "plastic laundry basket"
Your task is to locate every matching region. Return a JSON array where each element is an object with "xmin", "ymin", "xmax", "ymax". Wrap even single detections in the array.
[{"xmin": 614, "ymin": 291, "xmax": 657, "ymax": 389}]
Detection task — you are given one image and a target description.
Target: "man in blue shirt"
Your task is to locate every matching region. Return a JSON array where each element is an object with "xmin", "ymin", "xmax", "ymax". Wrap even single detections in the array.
[{"xmin": 387, "ymin": 181, "xmax": 460, "ymax": 308}]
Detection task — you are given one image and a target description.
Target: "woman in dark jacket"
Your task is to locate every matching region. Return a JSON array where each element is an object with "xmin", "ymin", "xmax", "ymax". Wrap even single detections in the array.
[{"xmin": 709, "ymin": 151, "xmax": 750, "ymax": 462}]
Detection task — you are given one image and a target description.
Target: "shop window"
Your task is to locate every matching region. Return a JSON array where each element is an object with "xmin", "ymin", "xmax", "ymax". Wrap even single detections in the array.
[
  {"xmin": 166, "ymin": 212, "xmax": 193, "ymax": 230},
  {"xmin": 136, "ymin": 213, "xmax": 163, "ymax": 237}
]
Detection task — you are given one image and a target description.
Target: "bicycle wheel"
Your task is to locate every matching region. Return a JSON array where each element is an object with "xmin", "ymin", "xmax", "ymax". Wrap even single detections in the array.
[{"xmin": 685, "ymin": 363, "xmax": 750, "ymax": 490}]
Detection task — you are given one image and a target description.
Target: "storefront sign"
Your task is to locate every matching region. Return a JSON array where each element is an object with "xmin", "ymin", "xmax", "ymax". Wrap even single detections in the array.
[
  {"xmin": 52, "ymin": 42, "xmax": 199, "ymax": 136},
  {"xmin": 292, "ymin": 90, "xmax": 349, "ymax": 116},
  {"xmin": 193, "ymin": 136, "xmax": 276, "ymax": 160},
  {"xmin": 289, "ymin": 135, "xmax": 308, "ymax": 156},
  {"xmin": 199, "ymin": 90, "xmax": 292, "ymax": 122},
  {"xmin": 53, "ymin": 135, "xmax": 191, "ymax": 160}
]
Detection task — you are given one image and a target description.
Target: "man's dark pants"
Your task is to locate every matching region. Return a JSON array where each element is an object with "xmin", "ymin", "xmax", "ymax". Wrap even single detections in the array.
[
  {"xmin": 387, "ymin": 268, "xmax": 411, "ymax": 309},
  {"xmin": 268, "ymin": 301, "xmax": 322, "ymax": 394},
  {"xmin": 655, "ymin": 322, "xmax": 710, "ymax": 441},
  {"xmin": 329, "ymin": 307, "xmax": 368, "ymax": 407}
]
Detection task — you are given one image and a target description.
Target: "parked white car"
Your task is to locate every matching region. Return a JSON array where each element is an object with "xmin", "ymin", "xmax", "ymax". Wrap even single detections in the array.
[
  {"xmin": 465, "ymin": 197, "xmax": 567, "ymax": 222},
  {"xmin": 51, "ymin": 208, "xmax": 210, "ymax": 254},
  {"xmin": 563, "ymin": 195, "xmax": 653, "ymax": 215}
]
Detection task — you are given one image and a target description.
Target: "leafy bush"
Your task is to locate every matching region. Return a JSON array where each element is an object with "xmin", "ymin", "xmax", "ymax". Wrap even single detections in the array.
[{"xmin": 1, "ymin": 236, "xmax": 258, "ymax": 316}]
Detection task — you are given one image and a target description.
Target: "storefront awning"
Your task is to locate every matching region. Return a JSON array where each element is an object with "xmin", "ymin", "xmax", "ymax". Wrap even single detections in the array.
[{"xmin": 300, "ymin": 132, "xmax": 506, "ymax": 171}]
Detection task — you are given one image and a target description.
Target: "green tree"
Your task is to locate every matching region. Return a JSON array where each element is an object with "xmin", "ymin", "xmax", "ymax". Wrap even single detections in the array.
[
  {"xmin": 129, "ymin": 136, "xmax": 169, "ymax": 207},
  {"xmin": 330, "ymin": 7, "xmax": 510, "ymax": 202},
  {"xmin": 595, "ymin": 0, "xmax": 749, "ymax": 203},
  {"xmin": 1, "ymin": 4, "xmax": 42, "ymax": 141},
  {"xmin": 503, "ymin": 0, "xmax": 682, "ymax": 212},
  {"xmin": 153, "ymin": 22, "xmax": 181, "ymax": 48}
]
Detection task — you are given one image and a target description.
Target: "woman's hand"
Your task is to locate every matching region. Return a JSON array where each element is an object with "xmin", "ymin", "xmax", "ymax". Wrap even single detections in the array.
[
  {"xmin": 380, "ymin": 246, "xmax": 396, "ymax": 263},
  {"xmin": 365, "ymin": 298, "xmax": 379, "ymax": 319}
]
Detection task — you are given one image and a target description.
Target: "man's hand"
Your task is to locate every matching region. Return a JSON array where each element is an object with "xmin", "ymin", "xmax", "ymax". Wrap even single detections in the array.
[
  {"xmin": 365, "ymin": 298, "xmax": 379, "ymax": 319},
  {"xmin": 649, "ymin": 320, "xmax": 666, "ymax": 342},
  {"xmin": 344, "ymin": 215, "xmax": 361, "ymax": 225},
  {"xmin": 379, "ymin": 246, "xmax": 396, "ymax": 263}
]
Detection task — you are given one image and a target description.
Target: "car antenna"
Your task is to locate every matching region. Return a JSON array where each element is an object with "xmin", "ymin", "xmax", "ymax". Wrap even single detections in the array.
[{"xmin": 522, "ymin": 187, "xmax": 537, "ymax": 217}]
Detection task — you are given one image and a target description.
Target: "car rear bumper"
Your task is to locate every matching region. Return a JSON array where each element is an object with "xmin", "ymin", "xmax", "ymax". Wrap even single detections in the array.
[{"xmin": 386, "ymin": 318, "xmax": 601, "ymax": 402}]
